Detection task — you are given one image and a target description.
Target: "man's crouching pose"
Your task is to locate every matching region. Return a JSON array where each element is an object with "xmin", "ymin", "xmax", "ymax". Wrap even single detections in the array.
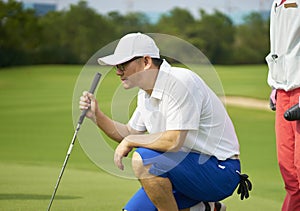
[{"xmin": 80, "ymin": 33, "xmax": 251, "ymax": 211}]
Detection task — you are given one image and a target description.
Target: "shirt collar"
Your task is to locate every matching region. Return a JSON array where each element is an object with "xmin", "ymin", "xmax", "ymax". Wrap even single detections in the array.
[{"xmin": 150, "ymin": 60, "xmax": 171, "ymax": 100}]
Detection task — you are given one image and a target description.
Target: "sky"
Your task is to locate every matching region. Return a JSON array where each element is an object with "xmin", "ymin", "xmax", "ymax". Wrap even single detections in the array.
[{"xmin": 20, "ymin": 0, "xmax": 274, "ymax": 17}]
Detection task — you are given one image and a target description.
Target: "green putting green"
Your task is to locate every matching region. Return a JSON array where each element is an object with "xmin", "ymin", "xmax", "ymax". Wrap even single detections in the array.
[{"xmin": 0, "ymin": 65, "xmax": 284, "ymax": 210}]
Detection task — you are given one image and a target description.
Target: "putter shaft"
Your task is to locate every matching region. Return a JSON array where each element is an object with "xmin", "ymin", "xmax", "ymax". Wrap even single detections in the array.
[
  {"xmin": 47, "ymin": 72, "xmax": 101, "ymax": 211},
  {"xmin": 47, "ymin": 124, "xmax": 80, "ymax": 211}
]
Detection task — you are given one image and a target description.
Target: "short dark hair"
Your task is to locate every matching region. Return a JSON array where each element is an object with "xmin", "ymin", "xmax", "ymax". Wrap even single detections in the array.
[{"xmin": 152, "ymin": 58, "xmax": 163, "ymax": 67}]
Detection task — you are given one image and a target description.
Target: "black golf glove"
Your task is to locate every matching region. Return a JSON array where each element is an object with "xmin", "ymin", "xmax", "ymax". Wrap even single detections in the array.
[{"xmin": 236, "ymin": 170, "xmax": 252, "ymax": 200}]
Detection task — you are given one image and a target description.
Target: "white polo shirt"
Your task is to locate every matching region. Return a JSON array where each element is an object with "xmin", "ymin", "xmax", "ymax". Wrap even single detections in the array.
[
  {"xmin": 128, "ymin": 61, "xmax": 240, "ymax": 160},
  {"xmin": 266, "ymin": 0, "xmax": 300, "ymax": 91}
]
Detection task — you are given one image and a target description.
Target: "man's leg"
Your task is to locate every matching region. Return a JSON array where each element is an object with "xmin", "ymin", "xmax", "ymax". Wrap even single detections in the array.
[
  {"xmin": 132, "ymin": 151, "xmax": 178, "ymax": 211},
  {"xmin": 131, "ymin": 148, "xmax": 237, "ymax": 210},
  {"xmin": 276, "ymin": 90, "xmax": 300, "ymax": 211},
  {"xmin": 123, "ymin": 187, "xmax": 157, "ymax": 211},
  {"xmin": 123, "ymin": 187, "xmax": 214, "ymax": 211},
  {"xmin": 128, "ymin": 152, "xmax": 209, "ymax": 211},
  {"xmin": 293, "ymin": 90, "xmax": 300, "ymax": 189}
]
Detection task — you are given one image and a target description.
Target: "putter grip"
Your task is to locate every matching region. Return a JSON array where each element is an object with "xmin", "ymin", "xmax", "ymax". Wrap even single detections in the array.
[{"xmin": 78, "ymin": 72, "xmax": 102, "ymax": 125}]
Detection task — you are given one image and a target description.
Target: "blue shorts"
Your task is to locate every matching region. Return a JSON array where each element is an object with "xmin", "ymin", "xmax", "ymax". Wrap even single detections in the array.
[{"xmin": 123, "ymin": 148, "xmax": 241, "ymax": 211}]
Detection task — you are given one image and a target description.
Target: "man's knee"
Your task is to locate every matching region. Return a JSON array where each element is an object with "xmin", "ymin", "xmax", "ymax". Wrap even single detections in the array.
[
  {"xmin": 132, "ymin": 151, "xmax": 143, "ymax": 177},
  {"xmin": 132, "ymin": 151, "xmax": 151, "ymax": 179}
]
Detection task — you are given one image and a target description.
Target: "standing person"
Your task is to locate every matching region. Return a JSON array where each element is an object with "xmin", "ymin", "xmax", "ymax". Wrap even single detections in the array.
[
  {"xmin": 266, "ymin": 0, "xmax": 300, "ymax": 210},
  {"xmin": 80, "ymin": 33, "xmax": 251, "ymax": 211}
]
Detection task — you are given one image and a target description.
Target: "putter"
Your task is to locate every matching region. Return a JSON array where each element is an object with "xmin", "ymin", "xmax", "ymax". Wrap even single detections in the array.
[{"xmin": 47, "ymin": 72, "xmax": 102, "ymax": 211}]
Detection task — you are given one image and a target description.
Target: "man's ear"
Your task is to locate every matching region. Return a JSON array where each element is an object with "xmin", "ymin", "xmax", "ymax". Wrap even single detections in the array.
[{"xmin": 144, "ymin": 56, "xmax": 152, "ymax": 70}]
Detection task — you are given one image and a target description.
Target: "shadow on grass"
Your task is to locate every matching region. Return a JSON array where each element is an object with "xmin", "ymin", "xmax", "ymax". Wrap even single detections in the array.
[{"xmin": 0, "ymin": 193, "xmax": 81, "ymax": 200}]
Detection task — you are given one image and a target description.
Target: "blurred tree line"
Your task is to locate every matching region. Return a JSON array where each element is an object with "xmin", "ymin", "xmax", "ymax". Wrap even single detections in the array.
[{"xmin": 0, "ymin": 0, "xmax": 270, "ymax": 67}]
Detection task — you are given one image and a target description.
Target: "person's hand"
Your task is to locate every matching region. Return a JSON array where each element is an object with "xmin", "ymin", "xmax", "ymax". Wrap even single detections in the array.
[
  {"xmin": 114, "ymin": 139, "xmax": 133, "ymax": 170},
  {"xmin": 269, "ymin": 88, "xmax": 277, "ymax": 111},
  {"xmin": 79, "ymin": 91, "xmax": 99, "ymax": 123}
]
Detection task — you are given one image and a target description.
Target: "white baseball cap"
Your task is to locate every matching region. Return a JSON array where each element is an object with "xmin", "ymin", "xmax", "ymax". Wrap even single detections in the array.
[{"xmin": 98, "ymin": 32, "xmax": 160, "ymax": 66}]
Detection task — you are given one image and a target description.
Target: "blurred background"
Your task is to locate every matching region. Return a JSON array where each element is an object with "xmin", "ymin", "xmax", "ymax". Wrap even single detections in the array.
[{"xmin": 1, "ymin": 0, "xmax": 273, "ymax": 67}]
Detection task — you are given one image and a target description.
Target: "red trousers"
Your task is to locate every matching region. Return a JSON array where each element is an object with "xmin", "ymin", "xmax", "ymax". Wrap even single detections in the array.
[{"xmin": 276, "ymin": 88, "xmax": 300, "ymax": 211}]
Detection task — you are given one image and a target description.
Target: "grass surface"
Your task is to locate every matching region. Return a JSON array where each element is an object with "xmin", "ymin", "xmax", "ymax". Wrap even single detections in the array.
[
  {"xmin": 215, "ymin": 65, "xmax": 270, "ymax": 99},
  {"xmin": 0, "ymin": 65, "xmax": 284, "ymax": 210}
]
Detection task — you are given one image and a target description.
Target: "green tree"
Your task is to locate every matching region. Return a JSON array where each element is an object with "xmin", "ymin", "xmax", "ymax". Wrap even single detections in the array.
[
  {"xmin": 0, "ymin": 0, "xmax": 40, "ymax": 66},
  {"xmin": 189, "ymin": 10, "xmax": 235, "ymax": 64},
  {"xmin": 38, "ymin": 11, "xmax": 74, "ymax": 63},
  {"xmin": 61, "ymin": 1, "xmax": 117, "ymax": 63},
  {"xmin": 39, "ymin": 1, "xmax": 118, "ymax": 64},
  {"xmin": 154, "ymin": 7, "xmax": 195, "ymax": 38},
  {"xmin": 108, "ymin": 11, "xmax": 152, "ymax": 35},
  {"xmin": 233, "ymin": 12, "xmax": 270, "ymax": 64}
]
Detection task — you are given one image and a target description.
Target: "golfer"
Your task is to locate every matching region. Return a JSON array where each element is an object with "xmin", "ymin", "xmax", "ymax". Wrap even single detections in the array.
[
  {"xmin": 80, "ymin": 33, "xmax": 250, "ymax": 211},
  {"xmin": 266, "ymin": 0, "xmax": 300, "ymax": 210}
]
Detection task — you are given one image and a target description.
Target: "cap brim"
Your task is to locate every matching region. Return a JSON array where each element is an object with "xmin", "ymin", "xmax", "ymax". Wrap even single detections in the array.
[{"xmin": 97, "ymin": 54, "xmax": 135, "ymax": 66}]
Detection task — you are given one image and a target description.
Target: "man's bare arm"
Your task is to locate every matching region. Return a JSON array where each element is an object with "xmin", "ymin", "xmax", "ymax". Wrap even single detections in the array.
[
  {"xmin": 114, "ymin": 130, "xmax": 188, "ymax": 170},
  {"xmin": 79, "ymin": 91, "xmax": 144, "ymax": 143}
]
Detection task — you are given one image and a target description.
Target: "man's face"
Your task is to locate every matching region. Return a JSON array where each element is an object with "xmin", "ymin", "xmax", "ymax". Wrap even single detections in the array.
[{"xmin": 115, "ymin": 57, "xmax": 144, "ymax": 89}]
